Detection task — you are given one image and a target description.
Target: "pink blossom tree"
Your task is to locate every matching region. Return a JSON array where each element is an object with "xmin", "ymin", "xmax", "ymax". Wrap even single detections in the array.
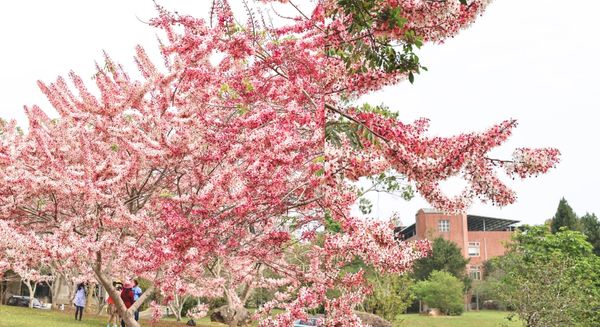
[
  {"xmin": 43, "ymin": 237, "xmax": 85, "ymax": 310},
  {"xmin": 158, "ymin": 261, "xmax": 223, "ymax": 321},
  {"xmin": 0, "ymin": 221, "xmax": 53, "ymax": 308},
  {"xmin": 0, "ymin": 1, "xmax": 559, "ymax": 326}
]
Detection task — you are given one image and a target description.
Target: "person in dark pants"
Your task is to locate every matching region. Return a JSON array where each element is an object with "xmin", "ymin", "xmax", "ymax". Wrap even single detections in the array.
[
  {"xmin": 132, "ymin": 280, "xmax": 143, "ymax": 321},
  {"xmin": 120, "ymin": 281, "xmax": 135, "ymax": 327},
  {"xmin": 73, "ymin": 283, "xmax": 86, "ymax": 321}
]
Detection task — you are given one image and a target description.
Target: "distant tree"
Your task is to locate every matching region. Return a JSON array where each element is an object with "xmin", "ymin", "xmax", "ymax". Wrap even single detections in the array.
[
  {"xmin": 411, "ymin": 238, "xmax": 469, "ymax": 282},
  {"xmin": 471, "ymin": 259, "xmax": 508, "ymax": 310},
  {"xmin": 413, "ymin": 270, "xmax": 464, "ymax": 316},
  {"xmin": 493, "ymin": 226, "xmax": 600, "ymax": 327},
  {"xmin": 580, "ymin": 213, "xmax": 600, "ymax": 256},
  {"xmin": 362, "ymin": 272, "xmax": 415, "ymax": 322},
  {"xmin": 550, "ymin": 198, "xmax": 579, "ymax": 233}
]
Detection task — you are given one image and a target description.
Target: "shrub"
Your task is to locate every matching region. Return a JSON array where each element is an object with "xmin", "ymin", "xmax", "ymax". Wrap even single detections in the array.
[
  {"xmin": 362, "ymin": 272, "xmax": 414, "ymax": 321},
  {"xmin": 413, "ymin": 270, "xmax": 464, "ymax": 316}
]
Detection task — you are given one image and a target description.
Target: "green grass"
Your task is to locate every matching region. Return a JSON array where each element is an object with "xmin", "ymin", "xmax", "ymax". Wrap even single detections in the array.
[
  {"xmin": 0, "ymin": 305, "xmax": 522, "ymax": 327},
  {"xmin": 0, "ymin": 305, "xmax": 224, "ymax": 327},
  {"xmin": 397, "ymin": 311, "xmax": 523, "ymax": 327}
]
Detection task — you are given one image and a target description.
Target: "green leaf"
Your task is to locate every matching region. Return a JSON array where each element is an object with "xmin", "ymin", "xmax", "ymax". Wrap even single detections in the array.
[
  {"xmin": 313, "ymin": 155, "xmax": 326, "ymax": 163},
  {"xmin": 358, "ymin": 197, "xmax": 373, "ymax": 214},
  {"xmin": 236, "ymin": 104, "xmax": 249, "ymax": 115},
  {"xmin": 159, "ymin": 190, "xmax": 174, "ymax": 198},
  {"xmin": 242, "ymin": 78, "xmax": 255, "ymax": 92}
]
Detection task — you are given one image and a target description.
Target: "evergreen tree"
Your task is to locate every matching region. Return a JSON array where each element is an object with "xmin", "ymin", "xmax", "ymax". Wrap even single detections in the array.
[
  {"xmin": 581, "ymin": 213, "xmax": 600, "ymax": 256},
  {"xmin": 411, "ymin": 238, "xmax": 469, "ymax": 281},
  {"xmin": 550, "ymin": 198, "xmax": 579, "ymax": 233}
]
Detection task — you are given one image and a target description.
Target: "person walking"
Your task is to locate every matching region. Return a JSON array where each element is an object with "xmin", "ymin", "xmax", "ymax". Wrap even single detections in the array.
[
  {"xmin": 120, "ymin": 281, "xmax": 135, "ymax": 327},
  {"xmin": 73, "ymin": 283, "xmax": 86, "ymax": 321},
  {"xmin": 132, "ymin": 280, "xmax": 142, "ymax": 321}
]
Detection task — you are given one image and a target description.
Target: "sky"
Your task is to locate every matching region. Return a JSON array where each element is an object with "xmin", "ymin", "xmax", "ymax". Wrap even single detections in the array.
[{"xmin": 0, "ymin": 0, "xmax": 598, "ymax": 226}]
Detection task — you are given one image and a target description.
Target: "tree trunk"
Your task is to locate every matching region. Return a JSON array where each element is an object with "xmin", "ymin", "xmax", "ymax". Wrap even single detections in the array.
[
  {"xmin": 85, "ymin": 283, "xmax": 95, "ymax": 313},
  {"xmin": 68, "ymin": 282, "xmax": 75, "ymax": 304},
  {"xmin": 0, "ymin": 276, "xmax": 5, "ymax": 305},
  {"xmin": 49, "ymin": 275, "xmax": 63, "ymax": 310},
  {"xmin": 209, "ymin": 265, "xmax": 261, "ymax": 326},
  {"xmin": 169, "ymin": 293, "xmax": 191, "ymax": 321},
  {"xmin": 178, "ymin": 295, "xmax": 190, "ymax": 321},
  {"xmin": 178, "ymin": 305, "xmax": 184, "ymax": 321},
  {"xmin": 122, "ymin": 309, "xmax": 139, "ymax": 327},
  {"xmin": 92, "ymin": 252, "xmax": 156, "ymax": 327},
  {"xmin": 210, "ymin": 290, "xmax": 249, "ymax": 326},
  {"xmin": 169, "ymin": 294, "xmax": 181, "ymax": 322},
  {"xmin": 23, "ymin": 279, "xmax": 38, "ymax": 308},
  {"xmin": 94, "ymin": 269, "xmax": 141, "ymax": 327},
  {"xmin": 169, "ymin": 303, "xmax": 179, "ymax": 321},
  {"xmin": 210, "ymin": 305, "xmax": 249, "ymax": 327},
  {"xmin": 95, "ymin": 285, "xmax": 106, "ymax": 315}
]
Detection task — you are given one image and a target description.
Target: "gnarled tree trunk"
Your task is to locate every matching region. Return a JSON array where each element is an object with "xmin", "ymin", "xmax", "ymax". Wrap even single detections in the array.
[
  {"xmin": 92, "ymin": 252, "xmax": 156, "ymax": 327},
  {"xmin": 210, "ymin": 305, "xmax": 249, "ymax": 327},
  {"xmin": 94, "ymin": 269, "xmax": 140, "ymax": 327},
  {"xmin": 210, "ymin": 289, "xmax": 250, "ymax": 326},
  {"xmin": 209, "ymin": 263, "xmax": 264, "ymax": 327}
]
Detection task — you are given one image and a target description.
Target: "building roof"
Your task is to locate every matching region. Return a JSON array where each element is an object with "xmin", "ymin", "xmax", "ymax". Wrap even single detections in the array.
[
  {"xmin": 396, "ymin": 224, "xmax": 416, "ymax": 240},
  {"xmin": 466, "ymin": 214, "xmax": 519, "ymax": 231},
  {"xmin": 395, "ymin": 212, "xmax": 519, "ymax": 239},
  {"xmin": 419, "ymin": 208, "xmax": 443, "ymax": 214}
]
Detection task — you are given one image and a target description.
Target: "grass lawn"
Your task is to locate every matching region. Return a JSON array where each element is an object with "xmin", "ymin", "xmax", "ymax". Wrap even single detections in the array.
[
  {"xmin": 0, "ymin": 305, "xmax": 225, "ymax": 327},
  {"xmin": 0, "ymin": 305, "xmax": 522, "ymax": 327},
  {"xmin": 397, "ymin": 311, "xmax": 522, "ymax": 327}
]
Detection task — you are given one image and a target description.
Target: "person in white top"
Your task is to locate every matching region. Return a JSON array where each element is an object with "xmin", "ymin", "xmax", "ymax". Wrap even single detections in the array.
[{"xmin": 73, "ymin": 283, "xmax": 86, "ymax": 321}]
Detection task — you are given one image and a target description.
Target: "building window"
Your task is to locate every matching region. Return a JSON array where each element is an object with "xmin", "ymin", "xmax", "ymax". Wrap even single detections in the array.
[
  {"xmin": 469, "ymin": 270, "xmax": 482, "ymax": 280},
  {"xmin": 468, "ymin": 242, "xmax": 480, "ymax": 257},
  {"xmin": 469, "ymin": 265, "xmax": 482, "ymax": 280},
  {"xmin": 438, "ymin": 220, "xmax": 450, "ymax": 232}
]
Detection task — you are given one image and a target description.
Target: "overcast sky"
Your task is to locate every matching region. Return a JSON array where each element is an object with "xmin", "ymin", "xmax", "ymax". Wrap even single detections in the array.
[{"xmin": 1, "ymin": 1, "xmax": 598, "ymax": 226}]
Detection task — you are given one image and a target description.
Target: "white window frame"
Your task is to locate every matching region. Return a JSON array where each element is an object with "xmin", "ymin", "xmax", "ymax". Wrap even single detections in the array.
[
  {"xmin": 438, "ymin": 219, "xmax": 450, "ymax": 232},
  {"xmin": 468, "ymin": 242, "xmax": 480, "ymax": 257},
  {"xmin": 469, "ymin": 269, "xmax": 482, "ymax": 280}
]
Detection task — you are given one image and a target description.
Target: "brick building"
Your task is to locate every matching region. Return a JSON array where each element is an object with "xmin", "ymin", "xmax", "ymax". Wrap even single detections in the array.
[{"xmin": 397, "ymin": 208, "xmax": 518, "ymax": 281}]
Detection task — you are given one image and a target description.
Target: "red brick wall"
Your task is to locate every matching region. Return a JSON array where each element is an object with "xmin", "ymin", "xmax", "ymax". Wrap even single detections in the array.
[
  {"xmin": 466, "ymin": 231, "xmax": 513, "ymax": 265},
  {"xmin": 415, "ymin": 210, "xmax": 469, "ymax": 257},
  {"xmin": 407, "ymin": 210, "xmax": 515, "ymax": 310},
  {"xmin": 412, "ymin": 210, "xmax": 513, "ymax": 264}
]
